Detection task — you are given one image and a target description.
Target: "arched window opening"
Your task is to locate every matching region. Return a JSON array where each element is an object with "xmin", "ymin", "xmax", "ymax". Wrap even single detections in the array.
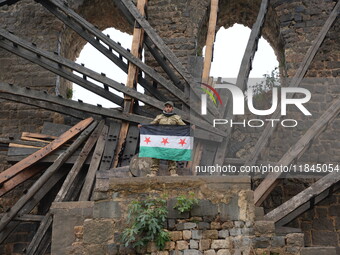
[
  {"xmin": 204, "ymin": 24, "xmax": 279, "ymax": 83},
  {"xmin": 72, "ymin": 28, "xmax": 145, "ymax": 108}
]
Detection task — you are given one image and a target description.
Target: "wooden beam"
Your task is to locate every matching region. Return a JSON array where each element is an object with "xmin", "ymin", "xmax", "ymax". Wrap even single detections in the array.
[
  {"xmin": 254, "ymin": 97, "xmax": 340, "ymax": 206},
  {"xmin": 0, "ymin": 121, "xmax": 97, "ymax": 232},
  {"xmin": 264, "ymin": 173, "xmax": 340, "ymax": 224},
  {"xmin": 0, "ymin": 117, "xmax": 94, "ymax": 185},
  {"xmin": 79, "ymin": 125, "xmax": 108, "ymax": 201},
  {"xmin": 113, "ymin": 0, "xmax": 146, "ymax": 168},
  {"xmin": 245, "ymin": 0, "xmax": 340, "ymax": 166},
  {"xmin": 235, "ymin": 0, "xmax": 269, "ymax": 91},
  {"xmin": 0, "ymin": 165, "xmax": 46, "ymax": 197}
]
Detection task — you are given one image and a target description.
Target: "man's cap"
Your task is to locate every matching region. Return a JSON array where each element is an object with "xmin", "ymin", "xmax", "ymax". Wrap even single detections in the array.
[{"xmin": 164, "ymin": 101, "xmax": 174, "ymax": 107}]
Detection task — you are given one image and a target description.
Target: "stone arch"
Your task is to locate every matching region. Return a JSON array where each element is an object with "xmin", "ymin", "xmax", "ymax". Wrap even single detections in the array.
[{"xmin": 196, "ymin": 0, "xmax": 285, "ymax": 76}]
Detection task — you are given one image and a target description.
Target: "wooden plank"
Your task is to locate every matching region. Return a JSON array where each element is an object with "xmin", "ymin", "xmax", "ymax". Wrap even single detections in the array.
[
  {"xmin": 21, "ymin": 132, "xmax": 57, "ymax": 140},
  {"xmin": 0, "ymin": 165, "xmax": 46, "ymax": 197},
  {"xmin": 120, "ymin": 125, "xmax": 139, "ymax": 167},
  {"xmin": 0, "ymin": 117, "xmax": 94, "ymax": 185},
  {"xmin": 254, "ymin": 97, "xmax": 340, "ymax": 206},
  {"xmin": 9, "ymin": 143, "xmax": 41, "ymax": 149},
  {"xmin": 245, "ymin": 0, "xmax": 340, "ymax": 166},
  {"xmin": 99, "ymin": 120, "xmax": 122, "ymax": 170},
  {"xmin": 265, "ymin": 173, "xmax": 340, "ymax": 224},
  {"xmin": 0, "ymin": 121, "xmax": 97, "ymax": 232},
  {"xmin": 79, "ymin": 125, "xmax": 108, "ymax": 201}
]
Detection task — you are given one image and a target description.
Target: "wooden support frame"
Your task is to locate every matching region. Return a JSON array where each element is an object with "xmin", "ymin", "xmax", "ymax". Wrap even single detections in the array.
[
  {"xmin": 0, "ymin": 83, "xmax": 224, "ymax": 141},
  {"xmin": 254, "ymin": 97, "xmax": 340, "ymax": 206},
  {"xmin": 115, "ymin": 0, "xmax": 220, "ymax": 117},
  {"xmin": 245, "ymin": 0, "xmax": 340, "ymax": 167}
]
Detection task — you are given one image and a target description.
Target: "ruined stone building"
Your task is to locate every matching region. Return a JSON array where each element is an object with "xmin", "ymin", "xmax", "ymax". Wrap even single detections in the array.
[{"xmin": 0, "ymin": 0, "xmax": 339, "ymax": 254}]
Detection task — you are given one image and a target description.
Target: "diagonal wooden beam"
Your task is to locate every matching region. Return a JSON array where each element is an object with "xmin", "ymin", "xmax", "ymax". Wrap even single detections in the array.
[
  {"xmin": 235, "ymin": 0, "xmax": 269, "ymax": 91},
  {"xmin": 245, "ymin": 0, "xmax": 340, "ymax": 167},
  {"xmin": 0, "ymin": 117, "xmax": 94, "ymax": 185},
  {"xmin": 213, "ymin": 0, "xmax": 269, "ymax": 166},
  {"xmin": 264, "ymin": 173, "xmax": 340, "ymax": 224},
  {"xmin": 114, "ymin": 0, "xmax": 147, "ymax": 168},
  {"xmin": 0, "ymin": 121, "xmax": 97, "ymax": 232},
  {"xmin": 254, "ymin": 96, "xmax": 340, "ymax": 206}
]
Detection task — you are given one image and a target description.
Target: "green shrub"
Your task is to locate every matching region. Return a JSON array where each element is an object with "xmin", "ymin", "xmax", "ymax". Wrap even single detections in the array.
[{"xmin": 121, "ymin": 197, "xmax": 170, "ymax": 250}]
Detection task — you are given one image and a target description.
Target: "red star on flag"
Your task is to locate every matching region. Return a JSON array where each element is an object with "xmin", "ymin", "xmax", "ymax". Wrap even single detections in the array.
[
  {"xmin": 161, "ymin": 138, "xmax": 169, "ymax": 146},
  {"xmin": 178, "ymin": 138, "xmax": 187, "ymax": 147},
  {"xmin": 144, "ymin": 137, "xmax": 151, "ymax": 144}
]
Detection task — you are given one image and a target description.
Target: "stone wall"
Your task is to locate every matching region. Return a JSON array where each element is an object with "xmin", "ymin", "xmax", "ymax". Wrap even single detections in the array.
[{"xmin": 50, "ymin": 176, "xmax": 308, "ymax": 255}]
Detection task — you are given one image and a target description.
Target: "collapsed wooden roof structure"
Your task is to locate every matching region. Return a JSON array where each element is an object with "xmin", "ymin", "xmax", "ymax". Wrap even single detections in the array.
[{"xmin": 0, "ymin": 0, "xmax": 339, "ymax": 253}]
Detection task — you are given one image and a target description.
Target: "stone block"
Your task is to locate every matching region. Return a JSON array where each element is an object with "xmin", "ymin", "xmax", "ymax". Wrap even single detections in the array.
[
  {"xmin": 183, "ymin": 230, "xmax": 192, "ymax": 240},
  {"xmin": 189, "ymin": 240, "xmax": 198, "ymax": 249},
  {"xmin": 191, "ymin": 200, "xmax": 218, "ymax": 217},
  {"xmin": 221, "ymin": 221, "xmax": 234, "ymax": 229},
  {"xmin": 176, "ymin": 241, "xmax": 189, "ymax": 250},
  {"xmin": 312, "ymin": 230, "xmax": 338, "ymax": 246},
  {"xmin": 229, "ymin": 228, "xmax": 242, "ymax": 236},
  {"xmin": 183, "ymin": 250, "xmax": 203, "ymax": 255},
  {"xmin": 254, "ymin": 221, "xmax": 275, "ymax": 236},
  {"xmin": 216, "ymin": 249, "xmax": 231, "ymax": 255},
  {"xmin": 202, "ymin": 230, "xmax": 218, "ymax": 239},
  {"xmin": 83, "ymin": 219, "xmax": 115, "ymax": 244},
  {"xmin": 286, "ymin": 233, "xmax": 304, "ymax": 247},
  {"xmin": 311, "ymin": 217, "xmax": 334, "ymax": 230},
  {"xmin": 300, "ymin": 247, "xmax": 337, "ymax": 255},
  {"xmin": 192, "ymin": 230, "xmax": 203, "ymax": 239},
  {"xmin": 210, "ymin": 222, "xmax": 221, "ymax": 230},
  {"xmin": 84, "ymin": 244, "xmax": 107, "ymax": 255},
  {"xmin": 253, "ymin": 237, "xmax": 270, "ymax": 248},
  {"xmin": 218, "ymin": 197, "xmax": 239, "ymax": 221},
  {"xmin": 203, "ymin": 250, "xmax": 216, "ymax": 255},
  {"xmin": 147, "ymin": 241, "xmax": 158, "ymax": 252},
  {"xmin": 211, "ymin": 239, "xmax": 231, "ymax": 249},
  {"xmin": 199, "ymin": 239, "xmax": 211, "ymax": 251},
  {"xmin": 218, "ymin": 229, "xmax": 229, "ymax": 238},
  {"xmin": 329, "ymin": 205, "xmax": 340, "ymax": 216},
  {"xmin": 170, "ymin": 231, "xmax": 183, "ymax": 241},
  {"xmin": 93, "ymin": 201, "xmax": 121, "ymax": 218},
  {"xmin": 271, "ymin": 236, "xmax": 285, "ymax": 247},
  {"xmin": 170, "ymin": 251, "xmax": 183, "ymax": 255},
  {"xmin": 198, "ymin": 222, "xmax": 210, "ymax": 230},
  {"xmin": 165, "ymin": 241, "xmax": 176, "ymax": 250},
  {"xmin": 234, "ymin": 221, "xmax": 244, "ymax": 228},
  {"xmin": 177, "ymin": 222, "xmax": 197, "ymax": 230}
]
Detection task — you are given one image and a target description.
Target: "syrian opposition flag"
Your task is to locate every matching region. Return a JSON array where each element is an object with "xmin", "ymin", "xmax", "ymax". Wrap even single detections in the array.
[{"xmin": 139, "ymin": 125, "xmax": 193, "ymax": 161}]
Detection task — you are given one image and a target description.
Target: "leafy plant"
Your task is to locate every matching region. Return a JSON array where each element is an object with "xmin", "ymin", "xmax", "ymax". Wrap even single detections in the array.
[
  {"xmin": 121, "ymin": 197, "xmax": 170, "ymax": 250},
  {"xmin": 66, "ymin": 87, "xmax": 73, "ymax": 99},
  {"xmin": 174, "ymin": 192, "xmax": 199, "ymax": 213}
]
